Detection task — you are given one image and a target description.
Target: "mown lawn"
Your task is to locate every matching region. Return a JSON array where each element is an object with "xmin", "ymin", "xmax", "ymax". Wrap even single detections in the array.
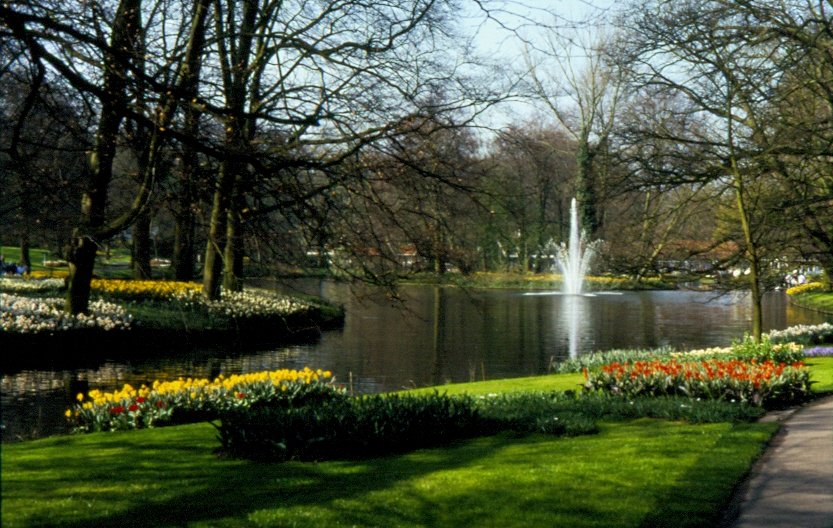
[
  {"xmin": 3, "ymin": 359, "xmax": 829, "ymax": 528},
  {"xmin": 1, "ymin": 419, "xmax": 777, "ymax": 528}
]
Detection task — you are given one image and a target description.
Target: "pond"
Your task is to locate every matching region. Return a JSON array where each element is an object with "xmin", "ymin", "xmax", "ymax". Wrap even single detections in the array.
[{"xmin": 2, "ymin": 282, "xmax": 830, "ymax": 442}]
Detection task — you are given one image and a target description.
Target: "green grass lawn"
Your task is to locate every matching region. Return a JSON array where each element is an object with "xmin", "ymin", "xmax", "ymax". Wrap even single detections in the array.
[
  {"xmin": 2, "ymin": 359, "xmax": 829, "ymax": 527},
  {"xmin": 1, "ymin": 419, "xmax": 777, "ymax": 528},
  {"xmin": 0, "ymin": 246, "xmax": 53, "ymax": 271},
  {"xmin": 792, "ymin": 292, "xmax": 833, "ymax": 314}
]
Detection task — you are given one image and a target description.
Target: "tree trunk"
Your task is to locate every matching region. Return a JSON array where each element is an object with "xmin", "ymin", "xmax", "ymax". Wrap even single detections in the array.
[
  {"xmin": 64, "ymin": 0, "xmax": 139, "ymax": 314},
  {"xmin": 173, "ymin": 201, "xmax": 195, "ymax": 281},
  {"xmin": 222, "ymin": 198, "xmax": 244, "ymax": 292},
  {"xmin": 132, "ymin": 210, "xmax": 152, "ymax": 279},
  {"xmin": 65, "ymin": 235, "xmax": 97, "ymax": 313},
  {"xmin": 202, "ymin": 168, "xmax": 232, "ymax": 299},
  {"xmin": 19, "ymin": 230, "xmax": 31, "ymax": 273},
  {"xmin": 733, "ymin": 173, "xmax": 764, "ymax": 342}
]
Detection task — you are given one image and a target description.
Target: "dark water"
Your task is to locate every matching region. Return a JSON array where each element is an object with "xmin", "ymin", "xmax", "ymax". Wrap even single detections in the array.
[{"xmin": 2, "ymin": 282, "xmax": 830, "ymax": 441}]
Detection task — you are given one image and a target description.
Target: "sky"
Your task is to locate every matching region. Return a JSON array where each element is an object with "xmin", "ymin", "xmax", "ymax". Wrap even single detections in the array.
[{"xmin": 461, "ymin": 0, "xmax": 621, "ymax": 131}]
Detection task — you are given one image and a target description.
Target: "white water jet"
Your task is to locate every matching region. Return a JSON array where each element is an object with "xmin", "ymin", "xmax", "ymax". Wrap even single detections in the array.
[{"xmin": 556, "ymin": 197, "xmax": 598, "ymax": 295}]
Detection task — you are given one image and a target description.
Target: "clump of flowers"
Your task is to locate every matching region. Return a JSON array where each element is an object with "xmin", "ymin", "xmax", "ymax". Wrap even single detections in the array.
[
  {"xmin": 66, "ymin": 367, "xmax": 340, "ymax": 433},
  {"xmin": 672, "ymin": 346, "xmax": 733, "ymax": 359},
  {"xmin": 28, "ymin": 269, "xmax": 69, "ymax": 279},
  {"xmin": 584, "ymin": 358, "xmax": 811, "ymax": 407},
  {"xmin": 785, "ymin": 282, "xmax": 826, "ymax": 296},
  {"xmin": 173, "ymin": 288, "xmax": 313, "ymax": 319},
  {"xmin": 729, "ymin": 335, "xmax": 805, "ymax": 363},
  {"xmin": 766, "ymin": 323, "xmax": 833, "ymax": 345},
  {"xmin": 90, "ymin": 279, "xmax": 202, "ymax": 301},
  {"xmin": 1, "ymin": 294, "xmax": 132, "ymax": 333},
  {"xmin": 803, "ymin": 346, "xmax": 833, "ymax": 358},
  {"xmin": 0, "ymin": 277, "xmax": 65, "ymax": 293}
]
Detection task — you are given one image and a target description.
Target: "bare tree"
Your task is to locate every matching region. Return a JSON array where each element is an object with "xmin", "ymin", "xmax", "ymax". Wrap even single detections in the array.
[
  {"xmin": 617, "ymin": 0, "xmax": 797, "ymax": 340},
  {"xmin": 526, "ymin": 27, "xmax": 629, "ymax": 236}
]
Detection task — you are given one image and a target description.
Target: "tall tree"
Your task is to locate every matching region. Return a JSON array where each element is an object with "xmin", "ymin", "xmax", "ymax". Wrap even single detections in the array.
[
  {"xmin": 527, "ymin": 29, "xmax": 628, "ymax": 236},
  {"xmin": 618, "ymin": 0, "xmax": 794, "ymax": 340}
]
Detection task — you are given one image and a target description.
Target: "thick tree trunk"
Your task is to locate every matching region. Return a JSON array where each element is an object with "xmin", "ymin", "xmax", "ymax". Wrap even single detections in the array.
[
  {"xmin": 65, "ymin": 0, "xmax": 139, "ymax": 314},
  {"xmin": 222, "ymin": 205, "xmax": 243, "ymax": 292},
  {"xmin": 65, "ymin": 235, "xmax": 98, "ymax": 313}
]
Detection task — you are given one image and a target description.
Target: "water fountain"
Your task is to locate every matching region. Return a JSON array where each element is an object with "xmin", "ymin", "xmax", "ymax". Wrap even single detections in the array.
[
  {"xmin": 554, "ymin": 197, "xmax": 605, "ymax": 356},
  {"xmin": 556, "ymin": 197, "xmax": 597, "ymax": 295}
]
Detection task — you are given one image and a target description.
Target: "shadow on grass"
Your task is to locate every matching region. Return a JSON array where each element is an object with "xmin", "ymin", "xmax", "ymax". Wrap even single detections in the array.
[
  {"xmin": 7, "ymin": 424, "xmax": 511, "ymax": 528},
  {"xmin": 637, "ymin": 421, "xmax": 779, "ymax": 528}
]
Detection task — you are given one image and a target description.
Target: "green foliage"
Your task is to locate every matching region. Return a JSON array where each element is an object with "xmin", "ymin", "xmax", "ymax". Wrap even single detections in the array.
[
  {"xmin": 476, "ymin": 391, "xmax": 765, "ymax": 427},
  {"xmin": 475, "ymin": 392, "xmax": 598, "ymax": 436},
  {"xmin": 217, "ymin": 392, "xmax": 483, "ymax": 461},
  {"xmin": 217, "ymin": 388, "xmax": 770, "ymax": 462},
  {"xmin": 731, "ymin": 335, "xmax": 806, "ymax": 363}
]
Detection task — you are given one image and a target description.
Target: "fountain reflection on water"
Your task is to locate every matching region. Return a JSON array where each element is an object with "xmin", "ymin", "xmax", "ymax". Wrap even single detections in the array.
[{"xmin": 550, "ymin": 197, "xmax": 602, "ymax": 356}]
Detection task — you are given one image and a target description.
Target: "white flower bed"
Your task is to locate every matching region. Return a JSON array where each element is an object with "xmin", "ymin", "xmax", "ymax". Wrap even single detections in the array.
[
  {"xmin": 0, "ymin": 278, "xmax": 65, "ymax": 293},
  {"xmin": 174, "ymin": 289, "xmax": 312, "ymax": 318},
  {"xmin": 766, "ymin": 322, "xmax": 833, "ymax": 345},
  {"xmin": 0, "ymin": 294, "xmax": 132, "ymax": 333}
]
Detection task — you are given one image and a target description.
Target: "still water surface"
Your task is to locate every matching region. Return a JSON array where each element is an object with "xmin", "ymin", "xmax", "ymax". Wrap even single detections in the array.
[{"xmin": 2, "ymin": 282, "xmax": 830, "ymax": 441}]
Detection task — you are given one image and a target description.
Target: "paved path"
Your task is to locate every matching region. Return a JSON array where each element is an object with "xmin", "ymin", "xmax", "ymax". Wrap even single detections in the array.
[{"xmin": 727, "ymin": 395, "xmax": 833, "ymax": 528}]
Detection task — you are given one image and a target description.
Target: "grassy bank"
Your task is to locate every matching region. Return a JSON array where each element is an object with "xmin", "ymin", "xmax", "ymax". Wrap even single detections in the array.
[
  {"xmin": 400, "ymin": 271, "xmax": 675, "ymax": 291},
  {"xmin": 4, "ymin": 359, "xmax": 831, "ymax": 528},
  {"xmin": 789, "ymin": 291, "xmax": 833, "ymax": 314}
]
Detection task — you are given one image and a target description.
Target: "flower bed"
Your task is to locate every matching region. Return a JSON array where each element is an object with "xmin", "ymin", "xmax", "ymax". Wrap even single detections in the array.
[
  {"xmin": 90, "ymin": 279, "xmax": 202, "ymax": 301},
  {"xmin": 766, "ymin": 322, "xmax": 833, "ymax": 345},
  {"xmin": 0, "ymin": 294, "xmax": 132, "ymax": 333},
  {"xmin": 584, "ymin": 358, "xmax": 811, "ymax": 407},
  {"xmin": 804, "ymin": 346, "xmax": 833, "ymax": 358},
  {"xmin": 0, "ymin": 277, "xmax": 65, "ymax": 293},
  {"xmin": 785, "ymin": 281, "xmax": 826, "ymax": 296},
  {"xmin": 67, "ymin": 367, "xmax": 338, "ymax": 433}
]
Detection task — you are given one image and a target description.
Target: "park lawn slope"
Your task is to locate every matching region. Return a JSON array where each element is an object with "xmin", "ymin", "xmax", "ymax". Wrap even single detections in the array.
[
  {"xmin": 790, "ymin": 292, "xmax": 833, "ymax": 314},
  {"xmin": 1, "ymin": 419, "xmax": 777, "ymax": 528}
]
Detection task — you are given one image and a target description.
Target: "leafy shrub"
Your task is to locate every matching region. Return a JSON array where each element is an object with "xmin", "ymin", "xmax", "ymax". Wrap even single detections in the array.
[
  {"xmin": 217, "ymin": 392, "xmax": 483, "ymax": 461},
  {"xmin": 217, "ymin": 388, "xmax": 770, "ymax": 462},
  {"xmin": 730, "ymin": 335, "xmax": 805, "ymax": 363},
  {"xmin": 565, "ymin": 393, "xmax": 766, "ymax": 423},
  {"xmin": 475, "ymin": 392, "xmax": 598, "ymax": 436},
  {"xmin": 476, "ymin": 391, "xmax": 764, "ymax": 428}
]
